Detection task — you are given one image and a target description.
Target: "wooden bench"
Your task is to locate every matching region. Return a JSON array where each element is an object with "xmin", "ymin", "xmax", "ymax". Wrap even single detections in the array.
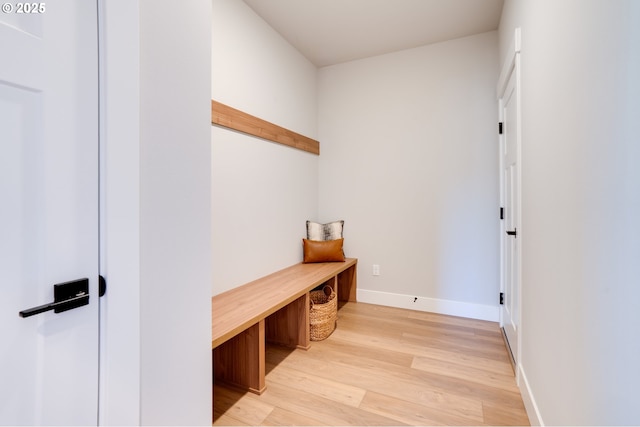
[{"xmin": 212, "ymin": 258, "xmax": 357, "ymax": 394}]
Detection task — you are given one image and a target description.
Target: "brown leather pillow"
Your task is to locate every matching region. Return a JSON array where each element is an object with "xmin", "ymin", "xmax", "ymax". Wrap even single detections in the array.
[{"xmin": 302, "ymin": 238, "xmax": 345, "ymax": 263}]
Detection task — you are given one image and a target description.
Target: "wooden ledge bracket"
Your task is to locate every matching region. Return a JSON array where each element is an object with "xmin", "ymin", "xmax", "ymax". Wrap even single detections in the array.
[{"xmin": 211, "ymin": 99, "xmax": 320, "ymax": 155}]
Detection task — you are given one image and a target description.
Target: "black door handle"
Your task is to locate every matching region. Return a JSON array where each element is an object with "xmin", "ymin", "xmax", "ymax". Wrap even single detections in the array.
[
  {"xmin": 506, "ymin": 228, "xmax": 517, "ymax": 237},
  {"xmin": 19, "ymin": 278, "xmax": 89, "ymax": 318}
]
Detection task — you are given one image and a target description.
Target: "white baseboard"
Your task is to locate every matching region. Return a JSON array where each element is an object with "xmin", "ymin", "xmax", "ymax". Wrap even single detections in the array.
[
  {"xmin": 356, "ymin": 289, "xmax": 499, "ymax": 322},
  {"xmin": 518, "ymin": 364, "xmax": 544, "ymax": 426}
]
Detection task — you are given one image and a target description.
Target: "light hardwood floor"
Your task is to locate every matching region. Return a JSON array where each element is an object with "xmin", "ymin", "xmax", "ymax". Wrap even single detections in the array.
[{"xmin": 213, "ymin": 302, "xmax": 530, "ymax": 426}]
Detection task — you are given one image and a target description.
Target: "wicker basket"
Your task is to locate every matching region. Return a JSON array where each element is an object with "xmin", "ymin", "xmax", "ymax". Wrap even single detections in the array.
[{"xmin": 309, "ymin": 285, "xmax": 337, "ymax": 341}]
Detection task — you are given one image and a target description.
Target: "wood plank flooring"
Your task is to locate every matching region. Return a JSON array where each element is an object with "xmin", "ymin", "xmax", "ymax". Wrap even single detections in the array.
[{"xmin": 213, "ymin": 302, "xmax": 530, "ymax": 426}]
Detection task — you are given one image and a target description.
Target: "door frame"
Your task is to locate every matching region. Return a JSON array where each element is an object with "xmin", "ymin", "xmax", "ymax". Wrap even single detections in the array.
[
  {"xmin": 497, "ymin": 27, "xmax": 522, "ymax": 383},
  {"xmin": 97, "ymin": 2, "xmax": 213, "ymax": 424},
  {"xmin": 97, "ymin": 0, "xmax": 142, "ymax": 424}
]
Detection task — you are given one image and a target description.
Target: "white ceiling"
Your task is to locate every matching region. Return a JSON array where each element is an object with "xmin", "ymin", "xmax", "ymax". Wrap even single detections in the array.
[{"xmin": 243, "ymin": 0, "xmax": 504, "ymax": 67}]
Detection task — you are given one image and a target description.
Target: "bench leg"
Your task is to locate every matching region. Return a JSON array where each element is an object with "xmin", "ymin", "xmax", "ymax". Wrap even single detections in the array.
[
  {"xmin": 213, "ymin": 320, "xmax": 266, "ymax": 394},
  {"xmin": 338, "ymin": 263, "xmax": 357, "ymax": 302},
  {"xmin": 265, "ymin": 293, "xmax": 310, "ymax": 350}
]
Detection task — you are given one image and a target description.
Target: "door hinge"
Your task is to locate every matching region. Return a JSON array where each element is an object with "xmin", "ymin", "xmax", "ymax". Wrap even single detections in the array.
[
  {"xmin": 500, "ymin": 292, "xmax": 504, "ymax": 305},
  {"xmin": 498, "ymin": 122, "xmax": 503, "ymax": 134},
  {"xmin": 500, "ymin": 207, "xmax": 504, "ymax": 220},
  {"xmin": 99, "ymin": 275, "xmax": 106, "ymax": 297}
]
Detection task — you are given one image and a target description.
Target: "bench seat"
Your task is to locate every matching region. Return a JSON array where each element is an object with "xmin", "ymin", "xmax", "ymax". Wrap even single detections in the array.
[{"xmin": 212, "ymin": 258, "xmax": 357, "ymax": 394}]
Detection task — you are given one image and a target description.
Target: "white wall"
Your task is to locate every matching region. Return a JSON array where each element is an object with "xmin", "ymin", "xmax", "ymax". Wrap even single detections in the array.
[
  {"xmin": 211, "ymin": 0, "xmax": 319, "ymax": 294},
  {"xmin": 318, "ymin": 32, "xmax": 500, "ymax": 321},
  {"xmin": 499, "ymin": 1, "xmax": 640, "ymax": 425},
  {"xmin": 138, "ymin": 1, "xmax": 212, "ymax": 425},
  {"xmin": 100, "ymin": 1, "xmax": 212, "ymax": 425}
]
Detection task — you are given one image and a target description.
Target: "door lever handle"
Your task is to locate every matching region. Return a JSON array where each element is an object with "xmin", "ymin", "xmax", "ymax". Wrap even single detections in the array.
[
  {"xmin": 506, "ymin": 228, "xmax": 517, "ymax": 237},
  {"xmin": 19, "ymin": 278, "xmax": 89, "ymax": 318}
]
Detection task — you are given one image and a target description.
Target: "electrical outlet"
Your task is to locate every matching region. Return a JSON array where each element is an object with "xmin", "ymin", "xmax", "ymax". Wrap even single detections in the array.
[{"xmin": 372, "ymin": 264, "xmax": 380, "ymax": 276}]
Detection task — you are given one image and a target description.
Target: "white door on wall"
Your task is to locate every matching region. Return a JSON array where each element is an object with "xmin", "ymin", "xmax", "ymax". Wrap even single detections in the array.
[
  {"xmin": 498, "ymin": 35, "xmax": 521, "ymax": 370},
  {"xmin": 0, "ymin": 1, "xmax": 100, "ymax": 424}
]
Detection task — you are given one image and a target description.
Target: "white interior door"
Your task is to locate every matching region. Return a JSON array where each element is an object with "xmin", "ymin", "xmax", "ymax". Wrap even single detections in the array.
[
  {"xmin": 499, "ymin": 60, "xmax": 520, "ymax": 367},
  {"xmin": 0, "ymin": 1, "xmax": 100, "ymax": 425}
]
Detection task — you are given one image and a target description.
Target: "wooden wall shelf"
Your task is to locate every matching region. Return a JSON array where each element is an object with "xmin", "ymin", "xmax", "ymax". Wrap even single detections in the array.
[{"xmin": 211, "ymin": 100, "xmax": 320, "ymax": 155}]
